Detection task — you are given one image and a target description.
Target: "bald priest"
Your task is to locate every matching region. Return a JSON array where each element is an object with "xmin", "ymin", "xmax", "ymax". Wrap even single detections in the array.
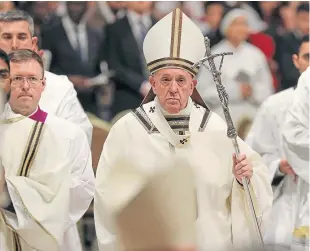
[{"xmin": 94, "ymin": 8, "xmax": 273, "ymax": 251}]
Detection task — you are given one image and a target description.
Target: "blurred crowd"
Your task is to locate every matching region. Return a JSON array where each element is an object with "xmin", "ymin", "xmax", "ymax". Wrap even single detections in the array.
[{"xmin": 0, "ymin": 1, "xmax": 308, "ymax": 128}]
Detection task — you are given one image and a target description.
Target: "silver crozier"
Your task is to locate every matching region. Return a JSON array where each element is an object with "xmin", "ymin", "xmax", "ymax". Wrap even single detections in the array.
[{"xmin": 192, "ymin": 37, "xmax": 265, "ymax": 250}]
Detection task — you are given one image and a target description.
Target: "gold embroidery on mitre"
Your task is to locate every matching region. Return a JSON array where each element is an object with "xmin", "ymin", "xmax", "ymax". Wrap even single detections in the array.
[
  {"xmin": 170, "ymin": 9, "xmax": 176, "ymax": 57},
  {"xmin": 148, "ymin": 58, "xmax": 199, "ymax": 76},
  {"xmin": 170, "ymin": 8, "xmax": 183, "ymax": 58}
]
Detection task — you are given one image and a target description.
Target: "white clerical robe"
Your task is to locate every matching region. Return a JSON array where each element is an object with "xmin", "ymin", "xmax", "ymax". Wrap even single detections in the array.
[
  {"xmin": 2, "ymin": 104, "xmax": 95, "ymax": 251},
  {"xmin": 245, "ymin": 87, "xmax": 298, "ymax": 249},
  {"xmin": 197, "ymin": 40, "xmax": 273, "ymax": 129},
  {"xmin": 0, "ymin": 116, "xmax": 71, "ymax": 251},
  {"xmin": 282, "ymin": 67, "xmax": 310, "ymax": 251},
  {"xmin": 40, "ymin": 70, "xmax": 93, "ymax": 144},
  {"xmin": 95, "ymin": 97, "xmax": 273, "ymax": 251},
  {"xmin": 43, "ymin": 113, "xmax": 95, "ymax": 251}
]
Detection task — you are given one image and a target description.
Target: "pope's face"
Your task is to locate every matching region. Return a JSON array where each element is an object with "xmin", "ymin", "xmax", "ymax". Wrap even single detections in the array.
[
  {"xmin": 149, "ymin": 68, "xmax": 196, "ymax": 114},
  {"xmin": 9, "ymin": 59, "xmax": 45, "ymax": 116},
  {"xmin": 0, "ymin": 21, "xmax": 38, "ymax": 54}
]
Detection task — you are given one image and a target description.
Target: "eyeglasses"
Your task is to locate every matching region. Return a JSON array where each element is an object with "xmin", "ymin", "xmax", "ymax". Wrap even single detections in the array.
[{"xmin": 11, "ymin": 76, "xmax": 43, "ymax": 87}]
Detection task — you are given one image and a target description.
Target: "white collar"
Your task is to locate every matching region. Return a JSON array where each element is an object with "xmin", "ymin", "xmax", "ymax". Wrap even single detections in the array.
[
  {"xmin": 2, "ymin": 103, "xmax": 37, "ymax": 120},
  {"xmin": 154, "ymin": 97, "xmax": 192, "ymax": 117},
  {"xmin": 1, "ymin": 103, "xmax": 22, "ymax": 120},
  {"xmin": 62, "ymin": 13, "xmax": 87, "ymax": 29},
  {"xmin": 29, "ymin": 106, "xmax": 38, "ymax": 117}
]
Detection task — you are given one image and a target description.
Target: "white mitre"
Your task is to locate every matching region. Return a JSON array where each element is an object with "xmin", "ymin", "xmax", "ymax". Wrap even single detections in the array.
[
  {"xmin": 142, "ymin": 8, "xmax": 208, "ymax": 108},
  {"xmin": 143, "ymin": 8, "xmax": 205, "ymax": 76}
]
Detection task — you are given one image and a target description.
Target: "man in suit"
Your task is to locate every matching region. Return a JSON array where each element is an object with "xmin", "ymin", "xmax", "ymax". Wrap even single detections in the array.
[
  {"xmin": 41, "ymin": 1, "xmax": 102, "ymax": 115},
  {"xmin": 277, "ymin": 3, "xmax": 309, "ymax": 90},
  {"xmin": 96, "ymin": 1, "xmax": 157, "ymax": 118}
]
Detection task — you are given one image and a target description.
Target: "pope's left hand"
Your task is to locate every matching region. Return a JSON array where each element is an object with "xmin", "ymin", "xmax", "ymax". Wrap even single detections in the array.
[{"xmin": 232, "ymin": 153, "xmax": 253, "ymax": 183}]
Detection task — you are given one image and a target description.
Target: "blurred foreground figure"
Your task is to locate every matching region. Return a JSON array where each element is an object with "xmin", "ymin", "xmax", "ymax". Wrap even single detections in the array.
[
  {"xmin": 246, "ymin": 36, "xmax": 309, "ymax": 251},
  {"xmin": 0, "ymin": 49, "xmax": 71, "ymax": 251},
  {"xmin": 94, "ymin": 8, "xmax": 272, "ymax": 251},
  {"xmin": 282, "ymin": 67, "xmax": 310, "ymax": 251}
]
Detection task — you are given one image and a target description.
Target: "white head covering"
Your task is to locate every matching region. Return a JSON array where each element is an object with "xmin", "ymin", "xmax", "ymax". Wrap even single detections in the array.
[
  {"xmin": 220, "ymin": 8, "xmax": 249, "ymax": 36},
  {"xmin": 143, "ymin": 8, "xmax": 206, "ymax": 77},
  {"xmin": 141, "ymin": 8, "xmax": 209, "ymax": 109},
  {"xmin": 240, "ymin": 4, "xmax": 267, "ymax": 33}
]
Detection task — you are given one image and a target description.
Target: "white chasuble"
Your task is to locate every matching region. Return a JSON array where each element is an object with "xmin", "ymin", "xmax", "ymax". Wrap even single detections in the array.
[
  {"xmin": 2, "ymin": 103, "xmax": 95, "ymax": 251},
  {"xmin": 40, "ymin": 114, "xmax": 95, "ymax": 251},
  {"xmin": 40, "ymin": 71, "xmax": 93, "ymax": 144},
  {"xmin": 245, "ymin": 87, "xmax": 300, "ymax": 249},
  {"xmin": 94, "ymin": 98, "xmax": 273, "ymax": 251},
  {"xmin": 0, "ymin": 116, "xmax": 71, "ymax": 251}
]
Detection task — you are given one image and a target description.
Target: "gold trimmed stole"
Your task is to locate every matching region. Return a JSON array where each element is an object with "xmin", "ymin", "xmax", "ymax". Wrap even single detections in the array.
[{"xmin": 12, "ymin": 121, "xmax": 45, "ymax": 251}]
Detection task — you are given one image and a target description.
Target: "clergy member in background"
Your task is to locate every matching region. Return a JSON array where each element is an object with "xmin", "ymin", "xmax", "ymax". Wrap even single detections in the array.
[
  {"xmin": 94, "ymin": 8, "xmax": 272, "ymax": 251},
  {"xmin": 3, "ymin": 49, "xmax": 95, "ymax": 251},
  {"xmin": 197, "ymin": 8, "xmax": 274, "ymax": 131},
  {"xmin": 245, "ymin": 35, "xmax": 309, "ymax": 250},
  {"xmin": 282, "ymin": 67, "xmax": 310, "ymax": 251},
  {"xmin": 0, "ymin": 49, "xmax": 71, "ymax": 251},
  {"xmin": 0, "ymin": 10, "xmax": 93, "ymax": 143}
]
